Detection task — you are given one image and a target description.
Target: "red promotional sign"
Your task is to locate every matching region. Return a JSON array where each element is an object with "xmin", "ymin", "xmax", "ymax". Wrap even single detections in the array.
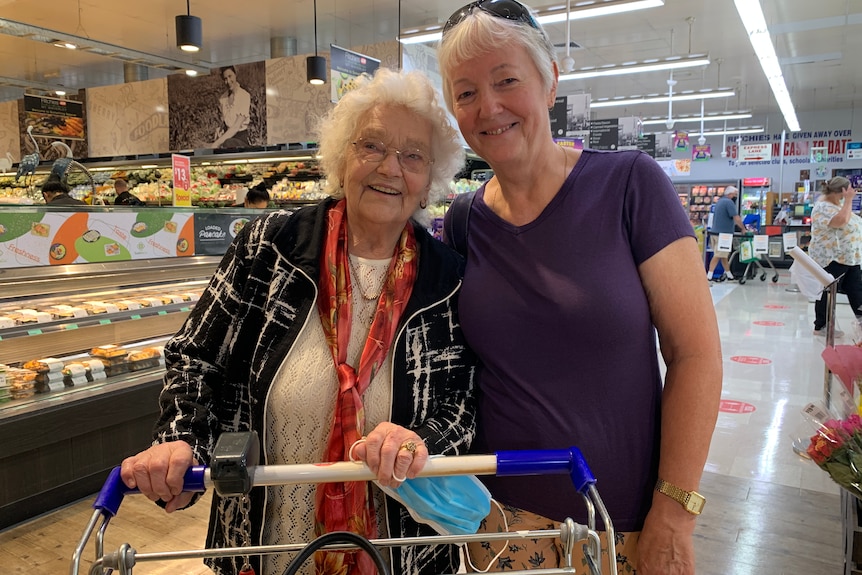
[
  {"xmin": 743, "ymin": 177, "xmax": 770, "ymax": 186},
  {"xmin": 172, "ymin": 154, "xmax": 191, "ymax": 207},
  {"xmin": 730, "ymin": 356, "xmax": 772, "ymax": 365},
  {"xmin": 753, "ymin": 321, "xmax": 785, "ymax": 327},
  {"xmin": 719, "ymin": 400, "xmax": 756, "ymax": 414}
]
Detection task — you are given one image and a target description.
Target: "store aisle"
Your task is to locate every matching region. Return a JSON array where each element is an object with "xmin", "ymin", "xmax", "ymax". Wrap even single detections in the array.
[{"xmin": 0, "ymin": 269, "xmax": 850, "ymax": 574}]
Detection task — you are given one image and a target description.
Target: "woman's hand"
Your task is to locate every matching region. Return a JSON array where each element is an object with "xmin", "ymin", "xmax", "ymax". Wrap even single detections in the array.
[
  {"xmin": 120, "ymin": 442, "xmax": 198, "ymax": 513},
  {"xmin": 350, "ymin": 422, "xmax": 428, "ymax": 488},
  {"xmin": 844, "ymin": 185, "xmax": 857, "ymax": 202}
]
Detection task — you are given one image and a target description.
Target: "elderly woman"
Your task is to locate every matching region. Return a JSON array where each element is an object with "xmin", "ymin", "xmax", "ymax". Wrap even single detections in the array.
[
  {"xmin": 809, "ymin": 176, "xmax": 862, "ymax": 336},
  {"xmin": 121, "ymin": 68, "xmax": 475, "ymax": 575},
  {"xmin": 438, "ymin": 1, "xmax": 722, "ymax": 574}
]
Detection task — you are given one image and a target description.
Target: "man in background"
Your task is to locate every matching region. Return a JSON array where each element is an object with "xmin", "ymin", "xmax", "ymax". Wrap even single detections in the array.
[
  {"xmin": 113, "ymin": 179, "xmax": 144, "ymax": 206},
  {"xmin": 706, "ymin": 185, "xmax": 745, "ymax": 281}
]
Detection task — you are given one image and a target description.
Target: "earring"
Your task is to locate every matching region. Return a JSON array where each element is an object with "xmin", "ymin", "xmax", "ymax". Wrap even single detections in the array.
[{"xmin": 420, "ymin": 199, "xmax": 427, "ymax": 209}]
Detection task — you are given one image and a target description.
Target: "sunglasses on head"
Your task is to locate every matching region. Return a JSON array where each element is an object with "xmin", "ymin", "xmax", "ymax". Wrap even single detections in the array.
[{"xmin": 442, "ymin": 0, "xmax": 540, "ymax": 37}]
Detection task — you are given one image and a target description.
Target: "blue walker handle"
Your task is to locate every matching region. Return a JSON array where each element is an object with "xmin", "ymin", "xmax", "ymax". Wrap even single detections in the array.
[
  {"xmin": 495, "ymin": 447, "xmax": 597, "ymax": 494},
  {"xmin": 93, "ymin": 465, "xmax": 207, "ymax": 517}
]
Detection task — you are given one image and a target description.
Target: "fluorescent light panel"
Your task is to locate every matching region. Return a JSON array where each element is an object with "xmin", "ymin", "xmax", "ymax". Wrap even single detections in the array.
[
  {"xmin": 641, "ymin": 112, "xmax": 752, "ymax": 125},
  {"xmin": 559, "ymin": 54, "xmax": 709, "ymax": 81},
  {"xmin": 647, "ymin": 126, "xmax": 765, "ymax": 136},
  {"xmin": 591, "ymin": 88, "xmax": 735, "ymax": 108},
  {"xmin": 398, "ymin": 0, "xmax": 664, "ymax": 44},
  {"xmin": 733, "ymin": 0, "xmax": 800, "ymax": 131}
]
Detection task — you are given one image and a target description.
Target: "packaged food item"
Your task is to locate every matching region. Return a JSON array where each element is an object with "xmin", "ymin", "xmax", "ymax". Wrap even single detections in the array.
[
  {"xmin": 62, "ymin": 363, "xmax": 88, "ymax": 386},
  {"xmin": 7, "ymin": 368, "xmax": 37, "ymax": 399},
  {"xmin": 90, "ymin": 344, "xmax": 127, "ymax": 358},
  {"xmin": 95, "ymin": 355, "xmax": 130, "ymax": 376},
  {"xmin": 23, "ymin": 357, "xmax": 64, "ymax": 374},
  {"xmin": 0, "ymin": 316, "xmax": 15, "ymax": 329},
  {"xmin": 115, "ymin": 300, "xmax": 142, "ymax": 311},
  {"xmin": 82, "ymin": 359, "xmax": 106, "ymax": 381},
  {"xmin": 128, "ymin": 349, "xmax": 160, "ymax": 371}
]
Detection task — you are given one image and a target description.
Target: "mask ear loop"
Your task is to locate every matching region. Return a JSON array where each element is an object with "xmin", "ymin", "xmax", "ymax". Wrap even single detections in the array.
[{"xmin": 463, "ymin": 498, "xmax": 509, "ymax": 573}]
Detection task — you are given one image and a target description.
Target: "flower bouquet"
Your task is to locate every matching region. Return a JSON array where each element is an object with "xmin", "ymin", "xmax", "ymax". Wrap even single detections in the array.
[{"xmin": 807, "ymin": 413, "xmax": 862, "ymax": 499}]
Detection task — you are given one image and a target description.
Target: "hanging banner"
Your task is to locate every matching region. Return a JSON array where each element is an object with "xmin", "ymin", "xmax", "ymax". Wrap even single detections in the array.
[
  {"xmin": 692, "ymin": 145, "xmax": 711, "ymax": 161},
  {"xmin": 330, "ymin": 45, "xmax": 380, "ymax": 103},
  {"xmin": 23, "ymin": 94, "xmax": 85, "ymax": 140},
  {"xmin": 674, "ymin": 131, "xmax": 689, "ymax": 150},
  {"xmin": 172, "ymin": 154, "xmax": 192, "ymax": 207}
]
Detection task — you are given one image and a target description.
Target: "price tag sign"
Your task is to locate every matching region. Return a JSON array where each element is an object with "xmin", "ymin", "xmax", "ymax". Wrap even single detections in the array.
[
  {"xmin": 717, "ymin": 233, "xmax": 733, "ymax": 252},
  {"xmin": 753, "ymin": 234, "xmax": 769, "ymax": 254},
  {"xmin": 783, "ymin": 232, "xmax": 798, "ymax": 252},
  {"xmin": 172, "ymin": 154, "xmax": 192, "ymax": 207}
]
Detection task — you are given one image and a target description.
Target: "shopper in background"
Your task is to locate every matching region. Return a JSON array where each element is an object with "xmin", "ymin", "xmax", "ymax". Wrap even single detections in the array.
[
  {"xmin": 113, "ymin": 178, "xmax": 144, "ymax": 206},
  {"xmin": 120, "ymin": 68, "xmax": 475, "ymax": 575},
  {"xmin": 437, "ymin": 1, "xmax": 721, "ymax": 574},
  {"xmin": 210, "ymin": 65, "xmax": 251, "ymax": 149},
  {"xmin": 243, "ymin": 182, "xmax": 270, "ymax": 208},
  {"xmin": 41, "ymin": 174, "xmax": 85, "ymax": 205},
  {"xmin": 706, "ymin": 185, "xmax": 745, "ymax": 281},
  {"xmin": 808, "ymin": 176, "xmax": 862, "ymax": 337}
]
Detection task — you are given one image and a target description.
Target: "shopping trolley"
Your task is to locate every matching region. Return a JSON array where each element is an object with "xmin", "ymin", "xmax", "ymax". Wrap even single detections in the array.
[{"xmin": 71, "ymin": 432, "xmax": 618, "ymax": 575}]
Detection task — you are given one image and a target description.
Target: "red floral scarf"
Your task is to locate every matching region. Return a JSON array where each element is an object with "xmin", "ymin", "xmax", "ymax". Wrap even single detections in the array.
[{"xmin": 314, "ymin": 199, "xmax": 417, "ymax": 575}]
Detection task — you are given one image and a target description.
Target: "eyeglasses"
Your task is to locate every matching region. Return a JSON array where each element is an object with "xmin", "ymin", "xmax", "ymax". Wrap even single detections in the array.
[
  {"xmin": 351, "ymin": 138, "xmax": 433, "ymax": 173},
  {"xmin": 442, "ymin": 0, "xmax": 539, "ymax": 37}
]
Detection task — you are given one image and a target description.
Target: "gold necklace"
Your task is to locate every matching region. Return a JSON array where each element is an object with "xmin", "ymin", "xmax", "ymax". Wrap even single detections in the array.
[{"xmin": 348, "ymin": 254, "xmax": 386, "ymax": 300}]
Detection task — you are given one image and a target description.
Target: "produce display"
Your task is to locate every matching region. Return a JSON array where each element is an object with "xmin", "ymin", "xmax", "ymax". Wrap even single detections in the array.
[{"xmin": 0, "ymin": 158, "xmax": 327, "ymax": 206}]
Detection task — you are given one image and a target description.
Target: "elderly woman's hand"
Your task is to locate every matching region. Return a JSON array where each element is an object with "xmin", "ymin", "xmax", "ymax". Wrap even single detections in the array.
[
  {"xmin": 120, "ymin": 441, "xmax": 198, "ymax": 513},
  {"xmin": 351, "ymin": 422, "xmax": 428, "ymax": 488}
]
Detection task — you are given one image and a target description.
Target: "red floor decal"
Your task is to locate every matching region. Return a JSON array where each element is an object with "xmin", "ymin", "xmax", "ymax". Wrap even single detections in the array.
[
  {"xmin": 753, "ymin": 320, "xmax": 785, "ymax": 326},
  {"xmin": 730, "ymin": 356, "xmax": 772, "ymax": 365},
  {"xmin": 719, "ymin": 400, "xmax": 756, "ymax": 414}
]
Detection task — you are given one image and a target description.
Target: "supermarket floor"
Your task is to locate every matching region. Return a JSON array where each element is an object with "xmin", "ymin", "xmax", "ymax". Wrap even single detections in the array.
[{"xmin": 0, "ymin": 268, "xmax": 850, "ymax": 574}]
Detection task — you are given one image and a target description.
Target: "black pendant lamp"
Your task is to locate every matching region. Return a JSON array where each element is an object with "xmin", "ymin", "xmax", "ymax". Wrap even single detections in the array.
[
  {"xmin": 176, "ymin": 0, "xmax": 202, "ymax": 52},
  {"xmin": 306, "ymin": 0, "xmax": 326, "ymax": 85}
]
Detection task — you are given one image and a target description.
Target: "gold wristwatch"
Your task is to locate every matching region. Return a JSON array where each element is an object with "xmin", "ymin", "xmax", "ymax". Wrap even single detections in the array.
[{"xmin": 655, "ymin": 479, "xmax": 706, "ymax": 515}]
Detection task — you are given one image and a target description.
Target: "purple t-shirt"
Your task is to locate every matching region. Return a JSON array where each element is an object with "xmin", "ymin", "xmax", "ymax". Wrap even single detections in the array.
[{"xmin": 454, "ymin": 149, "xmax": 694, "ymax": 531}]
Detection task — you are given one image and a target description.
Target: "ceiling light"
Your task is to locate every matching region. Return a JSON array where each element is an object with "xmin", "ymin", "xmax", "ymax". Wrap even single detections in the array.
[
  {"xmin": 647, "ymin": 126, "xmax": 765, "ymax": 137},
  {"xmin": 0, "ymin": 18, "xmax": 209, "ymax": 76},
  {"xmin": 641, "ymin": 112, "xmax": 752, "ymax": 125},
  {"xmin": 306, "ymin": 0, "xmax": 326, "ymax": 85},
  {"xmin": 537, "ymin": 0, "xmax": 664, "ymax": 24},
  {"xmin": 53, "ymin": 41, "xmax": 77, "ymax": 50},
  {"xmin": 184, "ymin": 69, "xmax": 198, "ymax": 76},
  {"xmin": 591, "ymin": 88, "xmax": 735, "ymax": 108},
  {"xmin": 734, "ymin": 0, "xmax": 800, "ymax": 131},
  {"xmin": 54, "ymin": 89, "xmax": 66, "ymax": 96},
  {"xmin": 559, "ymin": 54, "xmax": 709, "ymax": 81},
  {"xmin": 398, "ymin": 0, "xmax": 664, "ymax": 44},
  {"xmin": 175, "ymin": 1, "xmax": 202, "ymax": 53}
]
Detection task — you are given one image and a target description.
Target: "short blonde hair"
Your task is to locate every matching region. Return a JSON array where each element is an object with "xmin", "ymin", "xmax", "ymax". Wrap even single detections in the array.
[
  {"xmin": 437, "ymin": 7, "xmax": 556, "ymax": 114},
  {"xmin": 315, "ymin": 68, "xmax": 465, "ymax": 216}
]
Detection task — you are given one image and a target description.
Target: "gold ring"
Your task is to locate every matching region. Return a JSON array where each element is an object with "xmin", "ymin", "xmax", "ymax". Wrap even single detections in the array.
[{"xmin": 400, "ymin": 440, "xmax": 417, "ymax": 453}]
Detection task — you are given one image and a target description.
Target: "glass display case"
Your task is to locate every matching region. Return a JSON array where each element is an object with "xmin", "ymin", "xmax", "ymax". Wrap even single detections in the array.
[{"xmin": 0, "ymin": 252, "xmax": 222, "ymax": 529}]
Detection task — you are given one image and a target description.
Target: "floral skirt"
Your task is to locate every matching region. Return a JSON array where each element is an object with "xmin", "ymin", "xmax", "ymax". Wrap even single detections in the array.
[{"xmin": 464, "ymin": 502, "xmax": 639, "ymax": 574}]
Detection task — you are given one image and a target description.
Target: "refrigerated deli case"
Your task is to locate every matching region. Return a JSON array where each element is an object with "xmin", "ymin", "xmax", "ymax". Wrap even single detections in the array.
[{"xmin": 0, "ymin": 213, "xmax": 227, "ymax": 527}]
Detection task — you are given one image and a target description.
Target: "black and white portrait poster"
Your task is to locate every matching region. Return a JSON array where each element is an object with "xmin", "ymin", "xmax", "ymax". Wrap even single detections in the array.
[{"xmin": 168, "ymin": 61, "xmax": 267, "ymax": 151}]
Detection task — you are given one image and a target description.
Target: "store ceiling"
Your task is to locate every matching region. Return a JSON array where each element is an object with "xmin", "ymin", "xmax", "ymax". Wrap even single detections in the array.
[{"xmin": 0, "ymin": 0, "xmax": 860, "ymax": 129}]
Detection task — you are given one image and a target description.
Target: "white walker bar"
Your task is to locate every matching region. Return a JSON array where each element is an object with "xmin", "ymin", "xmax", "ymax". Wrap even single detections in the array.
[{"xmin": 71, "ymin": 432, "xmax": 617, "ymax": 575}]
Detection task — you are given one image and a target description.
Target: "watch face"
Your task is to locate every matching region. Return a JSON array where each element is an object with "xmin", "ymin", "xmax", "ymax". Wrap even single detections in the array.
[{"xmin": 685, "ymin": 494, "xmax": 706, "ymax": 515}]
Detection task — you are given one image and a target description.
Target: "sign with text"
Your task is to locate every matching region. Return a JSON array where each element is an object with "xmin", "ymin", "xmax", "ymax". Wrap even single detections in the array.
[
  {"xmin": 740, "ymin": 144, "xmax": 772, "ymax": 162},
  {"xmin": 0, "ymin": 210, "xmax": 195, "ymax": 269},
  {"xmin": 692, "ymin": 144, "xmax": 711, "ymax": 161},
  {"xmin": 172, "ymin": 154, "xmax": 191, "ymax": 207},
  {"xmin": 23, "ymin": 94, "xmax": 85, "ymax": 140},
  {"xmin": 193, "ymin": 213, "xmax": 251, "ymax": 255},
  {"xmin": 847, "ymin": 142, "xmax": 862, "ymax": 160},
  {"xmin": 330, "ymin": 45, "xmax": 380, "ymax": 103}
]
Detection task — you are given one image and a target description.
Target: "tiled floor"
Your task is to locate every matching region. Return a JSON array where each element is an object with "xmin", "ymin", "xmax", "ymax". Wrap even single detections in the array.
[{"xmin": 0, "ymin": 268, "xmax": 854, "ymax": 574}]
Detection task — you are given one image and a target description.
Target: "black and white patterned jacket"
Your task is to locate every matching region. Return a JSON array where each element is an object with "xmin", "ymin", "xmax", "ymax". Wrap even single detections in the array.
[{"xmin": 154, "ymin": 199, "xmax": 477, "ymax": 575}]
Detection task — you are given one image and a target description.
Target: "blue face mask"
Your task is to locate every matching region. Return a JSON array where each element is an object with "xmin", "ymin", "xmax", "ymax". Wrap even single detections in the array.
[{"xmin": 377, "ymin": 473, "xmax": 491, "ymax": 536}]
